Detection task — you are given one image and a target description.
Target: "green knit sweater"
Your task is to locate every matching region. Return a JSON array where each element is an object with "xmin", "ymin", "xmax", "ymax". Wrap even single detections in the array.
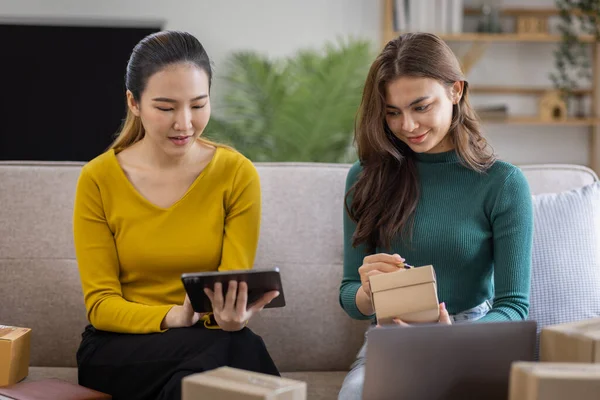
[{"xmin": 339, "ymin": 150, "xmax": 534, "ymax": 323}]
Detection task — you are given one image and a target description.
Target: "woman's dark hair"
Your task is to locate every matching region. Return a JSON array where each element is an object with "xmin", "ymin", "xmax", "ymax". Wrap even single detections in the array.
[
  {"xmin": 110, "ymin": 30, "xmax": 213, "ymax": 151},
  {"xmin": 346, "ymin": 32, "xmax": 496, "ymax": 252}
]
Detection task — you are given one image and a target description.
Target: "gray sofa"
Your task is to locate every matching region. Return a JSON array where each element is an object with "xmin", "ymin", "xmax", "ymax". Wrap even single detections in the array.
[{"xmin": 1, "ymin": 161, "xmax": 598, "ymax": 399}]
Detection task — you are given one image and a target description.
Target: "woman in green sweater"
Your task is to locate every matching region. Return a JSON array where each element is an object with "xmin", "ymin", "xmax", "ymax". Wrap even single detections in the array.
[{"xmin": 338, "ymin": 32, "xmax": 534, "ymax": 399}]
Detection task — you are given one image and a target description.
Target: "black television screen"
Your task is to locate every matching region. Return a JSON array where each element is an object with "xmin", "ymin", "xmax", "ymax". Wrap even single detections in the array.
[{"xmin": 0, "ymin": 22, "xmax": 161, "ymax": 161}]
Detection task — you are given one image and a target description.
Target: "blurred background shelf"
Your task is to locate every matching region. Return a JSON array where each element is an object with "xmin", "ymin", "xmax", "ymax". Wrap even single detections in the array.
[
  {"xmin": 463, "ymin": 6, "xmax": 596, "ymax": 18},
  {"xmin": 481, "ymin": 117, "xmax": 600, "ymax": 126},
  {"xmin": 471, "ymin": 86, "xmax": 593, "ymax": 96},
  {"xmin": 385, "ymin": 32, "xmax": 595, "ymax": 43},
  {"xmin": 382, "ymin": 0, "xmax": 600, "ymax": 173},
  {"xmin": 437, "ymin": 33, "xmax": 595, "ymax": 42}
]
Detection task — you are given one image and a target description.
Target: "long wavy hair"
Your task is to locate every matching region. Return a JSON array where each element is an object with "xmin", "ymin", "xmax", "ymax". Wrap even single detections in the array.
[
  {"xmin": 346, "ymin": 32, "xmax": 496, "ymax": 252},
  {"xmin": 110, "ymin": 30, "xmax": 219, "ymax": 152}
]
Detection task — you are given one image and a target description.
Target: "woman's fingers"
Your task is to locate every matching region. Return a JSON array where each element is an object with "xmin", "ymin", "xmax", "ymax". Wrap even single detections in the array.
[
  {"xmin": 392, "ymin": 318, "xmax": 410, "ymax": 327},
  {"xmin": 203, "ymin": 287, "xmax": 214, "ymax": 304},
  {"xmin": 235, "ymin": 281, "xmax": 249, "ymax": 315},
  {"xmin": 362, "ymin": 269, "xmax": 386, "ymax": 295},
  {"xmin": 363, "ymin": 253, "xmax": 404, "ymax": 266},
  {"xmin": 366, "ymin": 270, "xmax": 385, "ymax": 278},
  {"xmin": 438, "ymin": 302, "xmax": 452, "ymax": 325},
  {"xmin": 210, "ymin": 282, "xmax": 224, "ymax": 311},
  {"xmin": 225, "ymin": 280, "xmax": 238, "ymax": 310},
  {"xmin": 359, "ymin": 261, "xmax": 401, "ymax": 275},
  {"xmin": 204, "ymin": 279, "xmax": 281, "ymax": 331},
  {"xmin": 359, "ymin": 263, "xmax": 402, "ymax": 296},
  {"xmin": 183, "ymin": 294, "xmax": 193, "ymax": 312},
  {"xmin": 247, "ymin": 290, "xmax": 280, "ymax": 314}
]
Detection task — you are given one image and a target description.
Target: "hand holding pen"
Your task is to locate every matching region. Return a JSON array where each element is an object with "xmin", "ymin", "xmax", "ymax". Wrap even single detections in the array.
[{"xmin": 358, "ymin": 253, "xmax": 408, "ymax": 297}]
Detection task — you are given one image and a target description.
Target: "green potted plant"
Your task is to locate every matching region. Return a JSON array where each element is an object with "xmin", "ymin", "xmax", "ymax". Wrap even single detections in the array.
[
  {"xmin": 551, "ymin": 0, "xmax": 600, "ymax": 98},
  {"xmin": 204, "ymin": 38, "xmax": 374, "ymax": 163}
]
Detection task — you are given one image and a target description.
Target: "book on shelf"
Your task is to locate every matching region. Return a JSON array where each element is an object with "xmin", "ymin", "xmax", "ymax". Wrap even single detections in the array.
[{"xmin": 393, "ymin": 0, "xmax": 463, "ymax": 34}]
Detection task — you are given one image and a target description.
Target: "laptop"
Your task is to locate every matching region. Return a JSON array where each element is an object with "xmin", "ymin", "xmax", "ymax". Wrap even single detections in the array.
[{"xmin": 362, "ymin": 320, "xmax": 537, "ymax": 400}]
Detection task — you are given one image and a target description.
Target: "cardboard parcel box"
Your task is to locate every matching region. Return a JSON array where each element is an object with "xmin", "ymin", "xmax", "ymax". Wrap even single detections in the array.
[
  {"xmin": 540, "ymin": 317, "xmax": 600, "ymax": 363},
  {"xmin": 0, "ymin": 326, "xmax": 31, "ymax": 387},
  {"xmin": 509, "ymin": 362, "xmax": 600, "ymax": 400},
  {"xmin": 182, "ymin": 366, "xmax": 306, "ymax": 400},
  {"xmin": 369, "ymin": 265, "xmax": 439, "ymax": 325}
]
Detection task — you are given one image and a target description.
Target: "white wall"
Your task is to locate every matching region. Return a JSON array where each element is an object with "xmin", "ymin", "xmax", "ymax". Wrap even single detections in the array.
[{"xmin": 0, "ymin": 0, "xmax": 592, "ymax": 166}]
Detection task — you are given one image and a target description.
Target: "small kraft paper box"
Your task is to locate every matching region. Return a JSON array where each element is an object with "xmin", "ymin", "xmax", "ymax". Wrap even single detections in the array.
[
  {"xmin": 182, "ymin": 367, "xmax": 307, "ymax": 400},
  {"xmin": 0, "ymin": 326, "xmax": 31, "ymax": 387},
  {"xmin": 509, "ymin": 362, "xmax": 600, "ymax": 400},
  {"xmin": 540, "ymin": 317, "xmax": 600, "ymax": 363},
  {"xmin": 369, "ymin": 265, "xmax": 439, "ymax": 325}
]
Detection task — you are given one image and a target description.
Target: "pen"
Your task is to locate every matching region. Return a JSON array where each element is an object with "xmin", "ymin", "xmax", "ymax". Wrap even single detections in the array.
[{"xmin": 396, "ymin": 261, "xmax": 413, "ymax": 269}]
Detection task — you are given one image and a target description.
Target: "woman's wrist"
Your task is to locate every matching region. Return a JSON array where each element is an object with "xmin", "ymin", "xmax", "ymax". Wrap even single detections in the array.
[
  {"xmin": 218, "ymin": 319, "xmax": 246, "ymax": 332},
  {"xmin": 356, "ymin": 286, "xmax": 375, "ymax": 316},
  {"xmin": 161, "ymin": 305, "xmax": 183, "ymax": 329}
]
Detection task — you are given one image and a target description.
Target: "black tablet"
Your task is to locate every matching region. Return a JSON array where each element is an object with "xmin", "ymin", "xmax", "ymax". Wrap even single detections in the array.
[{"xmin": 181, "ymin": 268, "xmax": 286, "ymax": 313}]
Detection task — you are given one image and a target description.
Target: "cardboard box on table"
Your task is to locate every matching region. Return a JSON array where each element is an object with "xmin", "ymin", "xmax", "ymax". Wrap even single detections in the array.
[
  {"xmin": 509, "ymin": 361, "xmax": 600, "ymax": 400},
  {"xmin": 540, "ymin": 318, "xmax": 600, "ymax": 363},
  {"xmin": 0, "ymin": 326, "xmax": 30, "ymax": 387},
  {"xmin": 182, "ymin": 366, "xmax": 306, "ymax": 400},
  {"xmin": 368, "ymin": 265, "xmax": 439, "ymax": 325}
]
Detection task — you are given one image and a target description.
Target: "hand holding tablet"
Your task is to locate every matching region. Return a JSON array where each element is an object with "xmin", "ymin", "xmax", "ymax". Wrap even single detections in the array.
[{"xmin": 181, "ymin": 268, "xmax": 286, "ymax": 314}]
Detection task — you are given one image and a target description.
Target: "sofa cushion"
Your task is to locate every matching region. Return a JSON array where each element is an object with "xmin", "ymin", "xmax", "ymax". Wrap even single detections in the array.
[
  {"xmin": 520, "ymin": 164, "xmax": 598, "ymax": 195},
  {"xmin": 248, "ymin": 163, "xmax": 370, "ymax": 372},
  {"xmin": 528, "ymin": 181, "xmax": 600, "ymax": 331},
  {"xmin": 282, "ymin": 371, "xmax": 346, "ymax": 400},
  {"xmin": 0, "ymin": 259, "xmax": 87, "ymax": 368},
  {"xmin": 25, "ymin": 367, "xmax": 78, "ymax": 384}
]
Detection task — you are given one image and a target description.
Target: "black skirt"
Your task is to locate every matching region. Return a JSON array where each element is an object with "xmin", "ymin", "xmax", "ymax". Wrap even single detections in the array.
[{"xmin": 76, "ymin": 323, "xmax": 279, "ymax": 400}]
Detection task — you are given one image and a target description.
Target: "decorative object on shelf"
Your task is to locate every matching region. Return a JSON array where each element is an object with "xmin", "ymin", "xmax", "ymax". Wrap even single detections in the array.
[
  {"xmin": 551, "ymin": 0, "xmax": 600, "ymax": 98},
  {"xmin": 475, "ymin": 104, "xmax": 509, "ymax": 120},
  {"xmin": 539, "ymin": 90, "xmax": 568, "ymax": 121},
  {"xmin": 476, "ymin": 4, "xmax": 503, "ymax": 33},
  {"xmin": 516, "ymin": 15, "xmax": 547, "ymax": 34}
]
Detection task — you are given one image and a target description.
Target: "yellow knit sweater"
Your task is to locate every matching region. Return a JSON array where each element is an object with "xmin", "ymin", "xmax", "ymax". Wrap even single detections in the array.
[{"xmin": 73, "ymin": 146, "xmax": 261, "ymax": 334}]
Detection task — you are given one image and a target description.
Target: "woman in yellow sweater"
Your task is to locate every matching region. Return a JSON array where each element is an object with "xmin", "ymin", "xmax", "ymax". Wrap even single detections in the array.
[{"xmin": 73, "ymin": 30, "xmax": 280, "ymax": 400}]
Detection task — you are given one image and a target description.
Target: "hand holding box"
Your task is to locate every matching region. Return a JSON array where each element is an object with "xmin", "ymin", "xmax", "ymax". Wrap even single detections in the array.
[{"xmin": 368, "ymin": 265, "xmax": 440, "ymax": 325}]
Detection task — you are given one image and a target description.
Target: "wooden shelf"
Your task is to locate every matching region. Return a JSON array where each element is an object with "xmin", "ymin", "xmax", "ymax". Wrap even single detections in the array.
[
  {"xmin": 464, "ymin": 7, "xmax": 595, "ymax": 18},
  {"xmin": 386, "ymin": 32, "xmax": 596, "ymax": 43},
  {"xmin": 481, "ymin": 117, "xmax": 600, "ymax": 126},
  {"xmin": 437, "ymin": 33, "xmax": 596, "ymax": 43},
  {"xmin": 471, "ymin": 86, "xmax": 592, "ymax": 95}
]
